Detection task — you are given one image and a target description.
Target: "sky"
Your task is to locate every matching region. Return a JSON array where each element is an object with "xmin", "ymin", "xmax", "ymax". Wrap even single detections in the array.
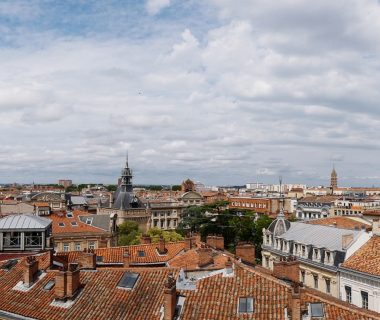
[{"xmin": 1, "ymin": 0, "xmax": 380, "ymax": 186}]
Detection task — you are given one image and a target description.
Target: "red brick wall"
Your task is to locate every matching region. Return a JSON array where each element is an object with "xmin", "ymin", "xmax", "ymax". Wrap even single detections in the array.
[
  {"xmin": 236, "ymin": 243, "xmax": 255, "ymax": 265},
  {"xmin": 273, "ymin": 259, "xmax": 300, "ymax": 283}
]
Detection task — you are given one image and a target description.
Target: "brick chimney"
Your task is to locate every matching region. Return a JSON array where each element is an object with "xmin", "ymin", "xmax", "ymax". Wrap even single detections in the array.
[
  {"xmin": 23, "ymin": 256, "xmax": 39, "ymax": 287},
  {"xmin": 342, "ymin": 233, "xmax": 354, "ymax": 250},
  {"xmin": 273, "ymin": 256, "xmax": 300, "ymax": 283},
  {"xmin": 206, "ymin": 235, "xmax": 224, "ymax": 250},
  {"xmin": 290, "ymin": 283, "xmax": 301, "ymax": 320},
  {"xmin": 198, "ymin": 246, "xmax": 213, "ymax": 267},
  {"xmin": 78, "ymin": 250, "xmax": 96, "ymax": 269},
  {"xmin": 55, "ymin": 263, "xmax": 81, "ymax": 300},
  {"xmin": 164, "ymin": 273, "xmax": 177, "ymax": 320},
  {"xmin": 141, "ymin": 234, "xmax": 152, "ymax": 244},
  {"xmin": 123, "ymin": 249, "xmax": 130, "ymax": 267},
  {"xmin": 185, "ymin": 236, "xmax": 193, "ymax": 251},
  {"xmin": 235, "ymin": 242, "xmax": 256, "ymax": 265},
  {"xmin": 158, "ymin": 236, "xmax": 167, "ymax": 254}
]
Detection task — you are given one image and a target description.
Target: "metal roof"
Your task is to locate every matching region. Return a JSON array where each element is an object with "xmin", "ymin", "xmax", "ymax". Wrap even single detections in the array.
[
  {"xmin": 0, "ymin": 214, "xmax": 51, "ymax": 230},
  {"xmin": 277, "ymin": 222, "xmax": 362, "ymax": 251}
]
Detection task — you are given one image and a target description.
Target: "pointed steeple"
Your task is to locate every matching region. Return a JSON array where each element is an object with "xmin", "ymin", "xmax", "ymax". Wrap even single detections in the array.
[{"xmin": 330, "ymin": 165, "xmax": 337, "ymax": 189}]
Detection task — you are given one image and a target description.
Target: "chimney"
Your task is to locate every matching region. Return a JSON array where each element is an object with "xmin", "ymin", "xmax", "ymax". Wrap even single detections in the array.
[
  {"xmin": 184, "ymin": 236, "xmax": 192, "ymax": 251},
  {"xmin": 206, "ymin": 235, "xmax": 225, "ymax": 249},
  {"xmin": 225, "ymin": 257, "xmax": 233, "ymax": 274},
  {"xmin": 273, "ymin": 256, "xmax": 300, "ymax": 283},
  {"xmin": 342, "ymin": 233, "xmax": 354, "ymax": 250},
  {"xmin": 78, "ymin": 250, "xmax": 96, "ymax": 269},
  {"xmin": 141, "ymin": 234, "xmax": 152, "ymax": 244},
  {"xmin": 23, "ymin": 256, "xmax": 39, "ymax": 287},
  {"xmin": 66, "ymin": 263, "xmax": 80, "ymax": 298},
  {"xmin": 235, "ymin": 242, "xmax": 256, "ymax": 265},
  {"xmin": 123, "ymin": 249, "xmax": 130, "ymax": 267},
  {"xmin": 55, "ymin": 270, "xmax": 67, "ymax": 299},
  {"xmin": 372, "ymin": 219, "xmax": 380, "ymax": 235},
  {"xmin": 164, "ymin": 273, "xmax": 177, "ymax": 320},
  {"xmin": 198, "ymin": 246, "xmax": 213, "ymax": 268},
  {"xmin": 290, "ymin": 283, "xmax": 301, "ymax": 320},
  {"xmin": 158, "ymin": 236, "xmax": 167, "ymax": 254}
]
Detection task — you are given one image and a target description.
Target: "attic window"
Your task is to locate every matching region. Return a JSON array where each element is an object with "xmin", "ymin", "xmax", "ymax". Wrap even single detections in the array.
[
  {"xmin": 66, "ymin": 212, "xmax": 73, "ymax": 218},
  {"xmin": 96, "ymin": 256, "xmax": 103, "ymax": 263},
  {"xmin": 71, "ymin": 222, "xmax": 78, "ymax": 226},
  {"xmin": 238, "ymin": 297, "xmax": 254, "ymax": 313},
  {"xmin": 43, "ymin": 280, "xmax": 55, "ymax": 291},
  {"xmin": 138, "ymin": 250, "xmax": 145, "ymax": 257},
  {"xmin": 1, "ymin": 259, "xmax": 18, "ymax": 271},
  {"xmin": 58, "ymin": 222, "xmax": 65, "ymax": 227},
  {"xmin": 117, "ymin": 272, "xmax": 139, "ymax": 290},
  {"xmin": 86, "ymin": 218, "xmax": 92, "ymax": 225},
  {"xmin": 310, "ymin": 303, "xmax": 324, "ymax": 317}
]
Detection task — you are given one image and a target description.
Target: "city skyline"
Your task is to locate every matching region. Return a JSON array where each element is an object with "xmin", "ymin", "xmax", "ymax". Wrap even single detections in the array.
[{"xmin": 1, "ymin": 1, "xmax": 380, "ymax": 186}]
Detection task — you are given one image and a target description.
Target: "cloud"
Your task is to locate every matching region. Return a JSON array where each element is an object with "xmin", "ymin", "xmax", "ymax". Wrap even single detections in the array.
[{"xmin": 146, "ymin": 0, "xmax": 171, "ymax": 15}]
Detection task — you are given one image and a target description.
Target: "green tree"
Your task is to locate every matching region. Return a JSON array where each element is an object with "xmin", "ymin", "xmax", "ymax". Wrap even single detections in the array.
[
  {"xmin": 118, "ymin": 221, "xmax": 142, "ymax": 246},
  {"xmin": 106, "ymin": 184, "xmax": 117, "ymax": 192},
  {"xmin": 146, "ymin": 228, "xmax": 184, "ymax": 243},
  {"xmin": 171, "ymin": 185, "xmax": 181, "ymax": 191}
]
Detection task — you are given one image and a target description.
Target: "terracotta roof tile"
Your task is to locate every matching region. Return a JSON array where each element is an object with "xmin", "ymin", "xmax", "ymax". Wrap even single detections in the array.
[{"xmin": 306, "ymin": 216, "xmax": 371, "ymax": 231}]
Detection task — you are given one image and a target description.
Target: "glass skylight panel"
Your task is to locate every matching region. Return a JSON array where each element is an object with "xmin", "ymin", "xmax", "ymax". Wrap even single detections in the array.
[
  {"xmin": 238, "ymin": 297, "xmax": 254, "ymax": 313},
  {"xmin": 43, "ymin": 280, "xmax": 55, "ymax": 291},
  {"xmin": 117, "ymin": 272, "xmax": 139, "ymax": 289},
  {"xmin": 310, "ymin": 303, "xmax": 324, "ymax": 317},
  {"xmin": 66, "ymin": 212, "xmax": 73, "ymax": 218},
  {"xmin": 96, "ymin": 256, "xmax": 104, "ymax": 262},
  {"xmin": 58, "ymin": 222, "xmax": 65, "ymax": 227},
  {"xmin": 137, "ymin": 250, "xmax": 145, "ymax": 257},
  {"xmin": 71, "ymin": 221, "xmax": 78, "ymax": 226},
  {"xmin": 1, "ymin": 259, "xmax": 18, "ymax": 271}
]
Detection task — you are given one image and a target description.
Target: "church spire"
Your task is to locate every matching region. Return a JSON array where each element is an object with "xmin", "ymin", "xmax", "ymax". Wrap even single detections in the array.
[{"xmin": 330, "ymin": 165, "xmax": 338, "ymax": 190}]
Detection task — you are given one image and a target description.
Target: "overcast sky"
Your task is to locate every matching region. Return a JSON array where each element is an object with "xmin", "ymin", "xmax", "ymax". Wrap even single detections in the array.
[{"xmin": 1, "ymin": 0, "xmax": 380, "ymax": 186}]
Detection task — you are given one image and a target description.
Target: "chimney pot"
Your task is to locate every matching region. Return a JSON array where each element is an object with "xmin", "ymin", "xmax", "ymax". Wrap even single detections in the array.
[{"xmin": 164, "ymin": 273, "xmax": 177, "ymax": 320}]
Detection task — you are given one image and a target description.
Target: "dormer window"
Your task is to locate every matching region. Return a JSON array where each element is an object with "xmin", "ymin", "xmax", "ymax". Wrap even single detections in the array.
[
  {"xmin": 238, "ymin": 297, "xmax": 254, "ymax": 313},
  {"xmin": 266, "ymin": 235, "xmax": 270, "ymax": 244},
  {"xmin": 294, "ymin": 244, "xmax": 298, "ymax": 255},
  {"xmin": 313, "ymin": 248, "xmax": 319, "ymax": 260},
  {"xmin": 325, "ymin": 251, "xmax": 331, "ymax": 264},
  {"xmin": 301, "ymin": 246, "xmax": 306, "ymax": 257}
]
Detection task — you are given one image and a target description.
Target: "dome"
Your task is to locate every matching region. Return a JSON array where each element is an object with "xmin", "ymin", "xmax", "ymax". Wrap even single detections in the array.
[{"xmin": 268, "ymin": 216, "xmax": 291, "ymax": 237}]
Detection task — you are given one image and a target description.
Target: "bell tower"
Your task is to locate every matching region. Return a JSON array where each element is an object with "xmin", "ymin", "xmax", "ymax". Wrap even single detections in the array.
[{"xmin": 330, "ymin": 165, "xmax": 337, "ymax": 190}]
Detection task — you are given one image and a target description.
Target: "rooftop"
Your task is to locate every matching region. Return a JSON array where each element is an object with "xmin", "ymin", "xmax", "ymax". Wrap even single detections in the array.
[{"xmin": 0, "ymin": 214, "xmax": 51, "ymax": 230}]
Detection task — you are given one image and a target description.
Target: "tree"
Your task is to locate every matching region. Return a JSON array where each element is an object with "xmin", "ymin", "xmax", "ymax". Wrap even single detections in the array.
[
  {"xmin": 118, "ymin": 221, "xmax": 141, "ymax": 246},
  {"xmin": 146, "ymin": 228, "xmax": 183, "ymax": 243},
  {"xmin": 106, "ymin": 184, "xmax": 117, "ymax": 192},
  {"xmin": 171, "ymin": 185, "xmax": 181, "ymax": 191}
]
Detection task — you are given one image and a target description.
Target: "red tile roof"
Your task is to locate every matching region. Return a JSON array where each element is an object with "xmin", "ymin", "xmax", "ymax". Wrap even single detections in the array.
[
  {"xmin": 306, "ymin": 216, "xmax": 371, "ymax": 231},
  {"xmin": 49, "ymin": 210, "xmax": 107, "ymax": 235},
  {"xmin": 341, "ymin": 235, "xmax": 380, "ymax": 276},
  {"xmin": 58, "ymin": 241, "xmax": 186, "ymax": 265}
]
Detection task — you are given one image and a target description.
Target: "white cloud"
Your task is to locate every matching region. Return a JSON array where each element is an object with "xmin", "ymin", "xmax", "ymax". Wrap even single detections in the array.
[{"xmin": 146, "ymin": 0, "xmax": 171, "ymax": 15}]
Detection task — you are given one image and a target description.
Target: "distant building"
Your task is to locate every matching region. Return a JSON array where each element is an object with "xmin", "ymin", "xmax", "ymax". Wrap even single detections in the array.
[
  {"xmin": 182, "ymin": 179, "xmax": 195, "ymax": 192},
  {"xmin": 149, "ymin": 199, "xmax": 184, "ymax": 230},
  {"xmin": 331, "ymin": 166, "xmax": 338, "ymax": 190},
  {"xmin": 58, "ymin": 179, "xmax": 73, "ymax": 188}
]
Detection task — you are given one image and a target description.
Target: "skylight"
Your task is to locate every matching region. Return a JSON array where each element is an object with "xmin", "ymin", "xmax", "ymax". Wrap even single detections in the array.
[
  {"xmin": 58, "ymin": 222, "xmax": 65, "ymax": 227},
  {"xmin": 138, "ymin": 250, "xmax": 145, "ymax": 257},
  {"xmin": 66, "ymin": 212, "xmax": 73, "ymax": 218},
  {"xmin": 71, "ymin": 221, "xmax": 78, "ymax": 226},
  {"xmin": 96, "ymin": 256, "xmax": 103, "ymax": 262},
  {"xmin": 43, "ymin": 280, "xmax": 55, "ymax": 291},
  {"xmin": 310, "ymin": 303, "xmax": 324, "ymax": 318},
  {"xmin": 238, "ymin": 297, "xmax": 254, "ymax": 313},
  {"xmin": 117, "ymin": 272, "xmax": 139, "ymax": 290},
  {"xmin": 1, "ymin": 259, "xmax": 18, "ymax": 271}
]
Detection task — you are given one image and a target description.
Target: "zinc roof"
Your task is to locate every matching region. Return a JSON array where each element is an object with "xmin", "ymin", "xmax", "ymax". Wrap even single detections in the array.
[{"xmin": 0, "ymin": 214, "xmax": 51, "ymax": 230}]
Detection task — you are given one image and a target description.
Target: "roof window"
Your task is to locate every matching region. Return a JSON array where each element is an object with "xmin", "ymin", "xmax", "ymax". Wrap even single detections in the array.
[
  {"xmin": 58, "ymin": 222, "xmax": 65, "ymax": 227},
  {"xmin": 71, "ymin": 221, "xmax": 78, "ymax": 227},
  {"xmin": 310, "ymin": 302, "xmax": 324, "ymax": 318},
  {"xmin": 238, "ymin": 297, "xmax": 254, "ymax": 313},
  {"xmin": 66, "ymin": 212, "xmax": 73, "ymax": 218},
  {"xmin": 43, "ymin": 280, "xmax": 55, "ymax": 291},
  {"xmin": 1, "ymin": 259, "xmax": 18, "ymax": 271},
  {"xmin": 86, "ymin": 218, "xmax": 92, "ymax": 225},
  {"xmin": 96, "ymin": 256, "xmax": 104, "ymax": 263},
  {"xmin": 138, "ymin": 250, "xmax": 145, "ymax": 257},
  {"xmin": 117, "ymin": 272, "xmax": 139, "ymax": 290}
]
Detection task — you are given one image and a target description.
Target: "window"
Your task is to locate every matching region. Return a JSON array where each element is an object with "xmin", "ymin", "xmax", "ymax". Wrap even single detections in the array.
[
  {"xmin": 1, "ymin": 259, "xmax": 17, "ymax": 271},
  {"xmin": 88, "ymin": 242, "xmax": 95, "ymax": 250},
  {"xmin": 326, "ymin": 251, "xmax": 331, "ymax": 263},
  {"xmin": 96, "ymin": 256, "xmax": 104, "ymax": 263},
  {"xmin": 325, "ymin": 279, "xmax": 331, "ymax": 294},
  {"xmin": 313, "ymin": 248, "xmax": 319, "ymax": 260},
  {"xmin": 301, "ymin": 270, "xmax": 305, "ymax": 283},
  {"xmin": 361, "ymin": 291, "xmax": 369, "ymax": 309},
  {"xmin": 302, "ymin": 246, "xmax": 306, "ymax": 257},
  {"xmin": 63, "ymin": 243, "xmax": 69, "ymax": 252},
  {"xmin": 71, "ymin": 221, "xmax": 78, "ymax": 227},
  {"xmin": 238, "ymin": 297, "xmax": 254, "ymax": 313},
  {"xmin": 265, "ymin": 256, "xmax": 270, "ymax": 268},
  {"xmin": 43, "ymin": 280, "xmax": 55, "ymax": 291},
  {"xmin": 58, "ymin": 222, "xmax": 65, "ymax": 227},
  {"xmin": 75, "ymin": 243, "xmax": 81, "ymax": 251},
  {"xmin": 86, "ymin": 218, "xmax": 92, "ymax": 225},
  {"xmin": 345, "ymin": 286, "xmax": 352, "ymax": 303},
  {"xmin": 310, "ymin": 303, "xmax": 324, "ymax": 317},
  {"xmin": 66, "ymin": 212, "xmax": 73, "ymax": 218},
  {"xmin": 313, "ymin": 275, "xmax": 318, "ymax": 289},
  {"xmin": 117, "ymin": 272, "xmax": 139, "ymax": 290},
  {"xmin": 138, "ymin": 250, "xmax": 145, "ymax": 257}
]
